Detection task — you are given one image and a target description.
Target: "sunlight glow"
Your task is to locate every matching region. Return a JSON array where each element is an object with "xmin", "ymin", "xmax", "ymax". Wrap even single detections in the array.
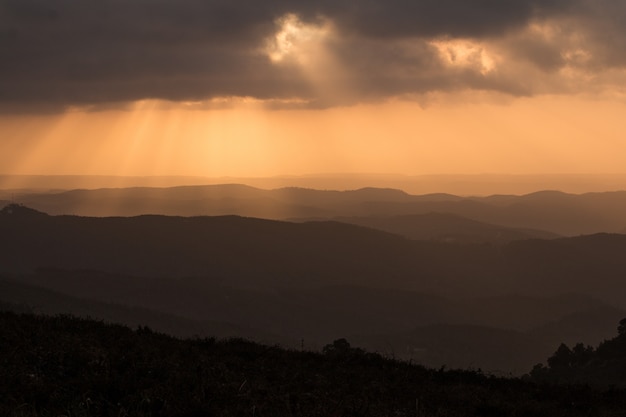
[
  {"xmin": 431, "ymin": 39, "xmax": 497, "ymax": 75},
  {"xmin": 2, "ymin": 95, "xmax": 626, "ymax": 181},
  {"xmin": 266, "ymin": 13, "xmax": 331, "ymax": 65},
  {"xmin": 265, "ymin": 13, "xmax": 353, "ymax": 106}
]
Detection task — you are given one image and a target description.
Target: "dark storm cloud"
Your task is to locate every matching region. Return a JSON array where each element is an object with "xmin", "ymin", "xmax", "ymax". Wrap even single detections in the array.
[
  {"xmin": 566, "ymin": 0, "xmax": 626, "ymax": 67},
  {"xmin": 323, "ymin": 0, "xmax": 539, "ymax": 38},
  {"xmin": 0, "ymin": 0, "xmax": 624, "ymax": 111}
]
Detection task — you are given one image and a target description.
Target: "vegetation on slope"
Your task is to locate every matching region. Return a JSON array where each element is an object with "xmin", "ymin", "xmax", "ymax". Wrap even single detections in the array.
[
  {"xmin": 3, "ymin": 311, "xmax": 626, "ymax": 417},
  {"xmin": 531, "ymin": 318, "xmax": 626, "ymax": 387}
]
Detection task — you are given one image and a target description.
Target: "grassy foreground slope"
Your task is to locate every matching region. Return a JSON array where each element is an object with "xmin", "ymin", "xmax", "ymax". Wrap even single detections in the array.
[{"xmin": 2, "ymin": 311, "xmax": 626, "ymax": 417}]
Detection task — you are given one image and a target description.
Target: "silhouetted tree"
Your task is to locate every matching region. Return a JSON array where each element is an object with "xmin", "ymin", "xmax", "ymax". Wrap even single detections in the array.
[
  {"xmin": 547, "ymin": 343, "xmax": 572, "ymax": 370},
  {"xmin": 323, "ymin": 338, "xmax": 352, "ymax": 355},
  {"xmin": 531, "ymin": 318, "xmax": 626, "ymax": 387},
  {"xmin": 571, "ymin": 343, "xmax": 594, "ymax": 366}
]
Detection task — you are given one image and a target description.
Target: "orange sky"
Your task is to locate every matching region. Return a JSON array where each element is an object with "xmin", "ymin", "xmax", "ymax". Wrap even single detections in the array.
[
  {"xmin": 1, "ymin": 93, "xmax": 625, "ymax": 178},
  {"xmin": 2, "ymin": 2, "xmax": 626, "ymax": 183}
]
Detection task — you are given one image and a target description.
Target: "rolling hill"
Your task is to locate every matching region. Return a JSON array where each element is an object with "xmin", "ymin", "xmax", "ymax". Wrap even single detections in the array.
[
  {"xmin": 5, "ymin": 311, "xmax": 626, "ymax": 417},
  {"xmin": 8, "ymin": 185, "xmax": 626, "ymax": 235},
  {"xmin": 326, "ymin": 212, "xmax": 559, "ymax": 244},
  {"xmin": 3, "ymin": 203, "xmax": 626, "ymax": 372}
]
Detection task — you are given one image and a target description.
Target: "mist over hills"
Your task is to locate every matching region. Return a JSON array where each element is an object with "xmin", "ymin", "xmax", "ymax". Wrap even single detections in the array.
[
  {"xmin": 8, "ymin": 184, "xmax": 626, "ymax": 236},
  {"xmin": 3, "ymin": 180, "xmax": 626, "ymax": 374},
  {"xmin": 3, "ymin": 173, "xmax": 626, "ymax": 195},
  {"xmin": 2, "ymin": 269, "xmax": 623, "ymax": 373},
  {"xmin": 4, "ymin": 203, "xmax": 626, "ymax": 301},
  {"xmin": 319, "ymin": 213, "xmax": 559, "ymax": 244},
  {"xmin": 2, "ymin": 200, "xmax": 626, "ymax": 373},
  {"xmin": 0, "ymin": 278, "xmax": 269, "ymax": 341}
]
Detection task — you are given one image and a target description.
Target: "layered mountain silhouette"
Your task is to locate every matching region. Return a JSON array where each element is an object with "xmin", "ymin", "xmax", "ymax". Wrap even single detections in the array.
[
  {"xmin": 3, "ymin": 202, "xmax": 626, "ymax": 372},
  {"xmin": 3, "ymin": 204, "xmax": 626, "ymax": 301},
  {"xmin": 10, "ymin": 185, "xmax": 626, "ymax": 235},
  {"xmin": 0, "ymin": 278, "xmax": 271, "ymax": 341},
  {"xmin": 319, "ymin": 213, "xmax": 559, "ymax": 244}
]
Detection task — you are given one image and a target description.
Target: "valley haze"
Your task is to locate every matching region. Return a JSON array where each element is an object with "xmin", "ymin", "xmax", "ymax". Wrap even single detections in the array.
[
  {"xmin": 3, "ymin": 0, "xmax": 626, "ymax": 413},
  {"xmin": 2, "ymin": 176, "xmax": 626, "ymax": 376}
]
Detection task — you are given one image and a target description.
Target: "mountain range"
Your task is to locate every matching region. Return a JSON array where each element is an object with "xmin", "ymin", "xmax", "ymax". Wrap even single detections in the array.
[
  {"xmin": 2, "ymin": 200, "xmax": 626, "ymax": 373},
  {"xmin": 7, "ymin": 184, "xmax": 626, "ymax": 235}
]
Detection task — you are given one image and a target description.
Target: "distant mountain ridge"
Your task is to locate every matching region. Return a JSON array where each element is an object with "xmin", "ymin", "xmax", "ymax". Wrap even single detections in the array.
[
  {"xmin": 3, "ymin": 204, "xmax": 626, "ymax": 303},
  {"xmin": 325, "ymin": 212, "xmax": 559, "ymax": 244},
  {"xmin": 7, "ymin": 185, "xmax": 626, "ymax": 235},
  {"xmin": 3, "ymin": 173, "xmax": 626, "ymax": 194}
]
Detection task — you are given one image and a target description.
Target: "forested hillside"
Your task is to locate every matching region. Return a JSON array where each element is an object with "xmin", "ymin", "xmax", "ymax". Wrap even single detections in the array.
[
  {"xmin": 3, "ymin": 311, "xmax": 626, "ymax": 417},
  {"xmin": 3, "ymin": 203, "xmax": 626, "ymax": 372},
  {"xmin": 531, "ymin": 319, "xmax": 626, "ymax": 387}
]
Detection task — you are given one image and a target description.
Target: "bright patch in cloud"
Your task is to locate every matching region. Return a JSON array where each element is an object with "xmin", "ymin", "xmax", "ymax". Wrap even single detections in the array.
[
  {"xmin": 431, "ymin": 39, "xmax": 497, "ymax": 75},
  {"xmin": 561, "ymin": 48, "xmax": 592, "ymax": 65},
  {"xmin": 266, "ymin": 13, "xmax": 331, "ymax": 64}
]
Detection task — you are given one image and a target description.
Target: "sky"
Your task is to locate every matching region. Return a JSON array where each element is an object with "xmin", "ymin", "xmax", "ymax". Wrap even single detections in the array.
[{"xmin": 1, "ymin": 0, "xmax": 626, "ymax": 181}]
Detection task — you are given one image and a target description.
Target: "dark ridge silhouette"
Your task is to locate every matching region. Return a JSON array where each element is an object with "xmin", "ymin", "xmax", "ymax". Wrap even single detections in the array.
[
  {"xmin": 352, "ymin": 300, "xmax": 626, "ymax": 374},
  {"xmin": 14, "ymin": 184, "xmax": 332, "ymax": 218},
  {"xmin": 275, "ymin": 186, "xmax": 415, "ymax": 203},
  {"xmin": 327, "ymin": 212, "xmax": 559, "ymax": 244},
  {"xmin": 0, "ymin": 210, "xmax": 423, "ymax": 289},
  {"xmin": 501, "ymin": 234, "xmax": 626, "ymax": 305},
  {"xmin": 3, "ymin": 205, "xmax": 626, "ymax": 302},
  {"xmin": 529, "ymin": 307, "xmax": 626, "ymax": 348},
  {"xmin": 352, "ymin": 324, "xmax": 552, "ymax": 374},
  {"xmin": 0, "ymin": 203, "xmax": 48, "ymax": 218},
  {"xmin": 4, "ymin": 205, "xmax": 626, "ymax": 371},
  {"xmin": 4, "ymin": 267, "xmax": 624, "ymax": 373},
  {"xmin": 3, "ymin": 311, "xmax": 626, "ymax": 416},
  {"xmin": 3, "ymin": 173, "xmax": 626, "ymax": 196},
  {"xmin": 0, "ymin": 278, "xmax": 271, "ymax": 341},
  {"xmin": 450, "ymin": 293, "xmax": 625, "ymax": 333},
  {"xmin": 479, "ymin": 190, "xmax": 573, "ymax": 205},
  {"xmin": 339, "ymin": 187, "xmax": 412, "ymax": 200},
  {"xmin": 9, "ymin": 185, "xmax": 626, "ymax": 235}
]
